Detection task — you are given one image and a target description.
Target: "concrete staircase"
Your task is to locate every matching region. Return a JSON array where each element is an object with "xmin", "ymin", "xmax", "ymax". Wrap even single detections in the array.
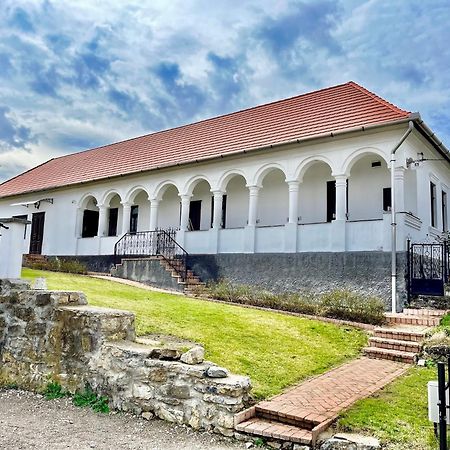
[
  {"xmin": 363, "ymin": 308, "xmax": 447, "ymax": 363},
  {"xmin": 113, "ymin": 255, "xmax": 205, "ymax": 294},
  {"xmin": 158, "ymin": 257, "xmax": 205, "ymax": 294}
]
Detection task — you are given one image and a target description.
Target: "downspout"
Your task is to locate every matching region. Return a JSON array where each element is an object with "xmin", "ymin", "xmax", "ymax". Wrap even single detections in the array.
[{"xmin": 391, "ymin": 120, "xmax": 415, "ymax": 313}]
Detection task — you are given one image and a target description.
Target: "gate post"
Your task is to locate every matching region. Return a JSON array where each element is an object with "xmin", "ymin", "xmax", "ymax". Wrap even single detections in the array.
[
  {"xmin": 406, "ymin": 238, "xmax": 411, "ymax": 305},
  {"xmin": 0, "ymin": 217, "xmax": 31, "ymax": 279}
]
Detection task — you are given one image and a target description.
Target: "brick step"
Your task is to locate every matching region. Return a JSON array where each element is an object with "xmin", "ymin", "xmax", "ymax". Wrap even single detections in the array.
[
  {"xmin": 170, "ymin": 271, "xmax": 200, "ymax": 282},
  {"xmin": 374, "ymin": 327, "xmax": 426, "ymax": 342},
  {"xmin": 255, "ymin": 404, "xmax": 323, "ymax": 430},
  {"xmin": 235, "ymin": 418, "xmax": 312, "ymax": 445},
  {"xmin": 368, "ymin": 336, "xmax": 421, "ymax": 353},
  {"xmin": 403, "ymin": 308, "xmax": 448, "ymax": 317},
  {"xmin": 385, "ymin": 313, "xmax": 440, "ymax": 327},
  {"xmin": 363, "ymin": 346, "xmax": 416, "ymax": 363}
]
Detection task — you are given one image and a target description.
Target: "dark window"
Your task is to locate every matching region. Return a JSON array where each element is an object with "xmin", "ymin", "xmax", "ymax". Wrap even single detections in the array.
[
  {"xmin": 222, "ymin": 195, "xmax": 227, "ymax": 228},
  {"xmin": 326, "ymin": 181, "xmax": 336, "ymax": 222},
  {"xmin": 327, "ymin": 180, "xmax": 348, "ymax": 222},
  {"xmin": 13, "ymin": 214, "xmax": 28, "ymax": 239},
  {"xmin": 82, "ymin": 210, "xmax": 99, "ymax": 238},
  {"xmin": 383, "ymin": 188, "xmax": 391, "ymax": 212},
  {"xmin": 371, "ymin": 161, "xmax": 382, "ymax": 167},
  {"xmin": 442, "ymin": 191, "xmax": 448, "ymax": 232},
  {"xmin": 189, "ymin": 200, "xmax": 201, "ymax": 231},
  {"xmin": 210, "ymin": 195, "xmax": 227, "ymax": 228},
  {"xmin": 130, "ymin": 205, "xmax": 139, "ymax": 234},
  {"xmin": 108, "ymin": 208, "xmax": 118, "ymax": 236},
  {"xmin": 431, "ymin": 182, "xmax": 437, "ymax": 228}
]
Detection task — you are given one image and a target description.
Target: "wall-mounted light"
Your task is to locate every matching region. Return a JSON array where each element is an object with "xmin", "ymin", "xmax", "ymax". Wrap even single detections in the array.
[{"xmin": 406, "ymin": 152, "xmax": 444, "ymax": 168}]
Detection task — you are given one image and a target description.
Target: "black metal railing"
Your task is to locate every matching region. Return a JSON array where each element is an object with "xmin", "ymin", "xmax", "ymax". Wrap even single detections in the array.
[{"xmin": 114, "ymin": 228, "xmax": 188, "ymax": 281}]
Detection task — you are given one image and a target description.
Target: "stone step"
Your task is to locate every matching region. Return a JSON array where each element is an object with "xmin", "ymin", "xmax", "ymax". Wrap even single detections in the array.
[
  {"xmin": 403, "ymin": 308, "xmax": 448, "ymax": 317},
  {"xmin": 58, "ymin": 305, "xmax": 136, "ymax": 342},
  {"xmin": 368, "ymin": 336, "xmax": 421, "ymax": 353},
  {"xmin": 363, "ymin": 346, "xmax": 416, "ymax": 363},
  {"xmin": 373, "ymin": 327, "xmax": 426, "ymax": 342},
  {"xmin": 385, "ymin": 313, "xmax": 440, "ymax": 327},
  {"xmin": 235, "ymin": 417, "xmax": 312, "ymax": 445}
]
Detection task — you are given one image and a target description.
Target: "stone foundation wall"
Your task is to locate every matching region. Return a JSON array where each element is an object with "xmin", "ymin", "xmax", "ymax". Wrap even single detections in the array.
[
  {"xmin": 187, "ymin": 252, "xmax": 408, "ymax": 309},
  {"xmin": 0, "ymin": 279, "xmax": 251, "ymax": 435},
  {"xmin": 111, "ymin": 258, "xmax": 183, "ymax": 292},
  {"xmin": 49, "ymin": 255, "xmax": 116, "ymax": 273}
]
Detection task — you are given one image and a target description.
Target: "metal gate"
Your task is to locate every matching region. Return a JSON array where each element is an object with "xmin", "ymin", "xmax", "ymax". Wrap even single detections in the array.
[{"xmin": 408, "ymin": 241, "xmax": 447, "ymax": 297}]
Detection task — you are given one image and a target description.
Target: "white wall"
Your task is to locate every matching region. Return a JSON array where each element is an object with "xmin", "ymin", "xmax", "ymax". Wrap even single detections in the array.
[
  {"xmin": 191, "ymin": 180, "xmax": 213, "ymax": 231},
  {"xmin": 134, "ymin": 190, "xmax": 150, "ymax": 231},
  {"xmin": 258, "ymin": 170, "xmax": 288, "ymax": 226},
  {"xmin": 404, "ymin": 169, "xmax": 418, "ymax": 216},
  {"xmin": 299, "ymin": 163, "xmax": 332, "ymax": 223},
  {"xmin": 225, "ymin": 176, "xmax": 247, "ymax": 228},
  {"xmin": 158, "ymin": 185, "xmax": 180, "ymax": 229},
  {"xmin": 348, "ymin": 155, "xmax": 390, "ymax": 221}
]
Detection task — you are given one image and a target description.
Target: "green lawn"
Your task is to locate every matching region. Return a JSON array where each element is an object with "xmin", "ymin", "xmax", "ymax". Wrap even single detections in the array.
[
  {"xmin": 23, "ymin": 268, "xmax": 367, "ymax": 399},
  {"xmin": 338, "ymin": 366, "xmax": 445, "ymax": 450}
]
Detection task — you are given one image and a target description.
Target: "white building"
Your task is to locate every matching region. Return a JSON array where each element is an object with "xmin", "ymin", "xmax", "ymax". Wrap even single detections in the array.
[{"xmin": 0, "ymin": 82, "xmax": 449, "ymax": 302}]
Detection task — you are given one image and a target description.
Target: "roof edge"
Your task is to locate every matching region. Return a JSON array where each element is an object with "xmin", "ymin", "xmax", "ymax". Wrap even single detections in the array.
[{"xmin": 0, "ymin": 116, "xmax": 417, "ymax": 201}]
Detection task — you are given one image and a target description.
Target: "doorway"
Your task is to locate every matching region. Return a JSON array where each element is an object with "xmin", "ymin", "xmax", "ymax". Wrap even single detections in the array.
[
  {"xmin": 189, "ymin": 200, "xmax": 201, "ymax": 230},
  {"xmin": 326, "ymin": 181, "xmax": 336, "ymax": 222},
  {"xmin": 29, "ymin": 212, "xmax": 45, "ymax": 254}
]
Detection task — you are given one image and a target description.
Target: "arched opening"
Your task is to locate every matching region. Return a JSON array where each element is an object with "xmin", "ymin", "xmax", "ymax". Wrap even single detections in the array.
[
  {"xmin": 300, "ymin": 162, "xmax": 334, "ymax": 223},
  {"xmin": 128, "ymin": 189, "xmax": 150, "ymax": 233},
  {"xmin": 190, "ymin": 179, "xmax": 213, "ymax": 231},
  {"xmin": 223, "ymin": 174, "xmax": 247, "ymax": 228},
  {"xmin": 104, "ymin": 193, "xmax": 123, "ymax": 236},
  {"xmin": 258, "ymin": 168, "xmax": 288, "ymax": 226},
  {"xmin": 158, "ymin": 184, "xmax": 180, "ymax": 230},
  {"xmin": 347, "ymin": 154, "xmax": 390, "ymax": 220},
  {"xmin": 80, "ymin": 195, "xmax": 99, "ymax": 238}
]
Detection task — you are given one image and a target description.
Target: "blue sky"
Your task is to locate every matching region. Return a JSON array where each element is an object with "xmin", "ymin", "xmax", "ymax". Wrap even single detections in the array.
[{"xmin": 0, "ymin": 0, "xmax": 449, "ymax": 181}]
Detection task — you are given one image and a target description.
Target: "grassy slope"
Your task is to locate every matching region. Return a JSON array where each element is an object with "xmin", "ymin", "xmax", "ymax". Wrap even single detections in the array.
[
  {"xmin": 23, "ymin": 269, "xmax": 367, "ymax": 399},
  {"xmin": 339, "ymin": 366, "xmax": 445, "ymax": 449}
]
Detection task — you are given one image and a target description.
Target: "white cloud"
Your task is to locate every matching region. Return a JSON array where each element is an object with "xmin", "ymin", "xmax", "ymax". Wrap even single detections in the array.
[{"xmin": 0, "ymin": 0, "xmax": 449, "ymax": 182}]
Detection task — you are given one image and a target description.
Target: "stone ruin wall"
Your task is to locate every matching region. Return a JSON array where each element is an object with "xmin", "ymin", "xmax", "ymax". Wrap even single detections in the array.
[{"xmin": 0, "ymin": 279, "xmax": 251, "ymax": 436}]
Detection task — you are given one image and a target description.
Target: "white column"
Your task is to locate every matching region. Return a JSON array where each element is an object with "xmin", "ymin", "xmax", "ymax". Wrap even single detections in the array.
[
  {"xmin": 75, "ymin": 207, "xmax": 83, "ymax": 238},
  {"xmin": 97, "ymin": 204, "xmax": 107, "ymax": 237},
  {"xmin": 121, "ymin": 202, "xmax": 132, "ymax": 234},
  {"xmin": 285, "ymin": 180, "xmax": 300, "ymax": 252},
  {"xmin": 247, "ymin": 185, "xmax": 260, "ymax": 227},
  {"xmin": 179, "ymin": 194, "xmax": 191, "ymax": 231},
  {"xmin": 334, "ymin": 175, "xmax": 348, "ymax": 221},
  {"xmin": 212, "ymin": 190, "xmax": 225, "ymax": 229},
  {"xmin": 149, "ymin": 199, "xmax": 160, "ymax": 231},
  {"xmin": 287, "ymin": 181, "xmax": 300, "ymax": 224}
]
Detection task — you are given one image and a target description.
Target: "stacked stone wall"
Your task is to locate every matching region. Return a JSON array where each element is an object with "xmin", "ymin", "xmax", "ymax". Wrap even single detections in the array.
[{"xmin": 0, "ymin": 279, "xmax": 251, "ymax": 436}]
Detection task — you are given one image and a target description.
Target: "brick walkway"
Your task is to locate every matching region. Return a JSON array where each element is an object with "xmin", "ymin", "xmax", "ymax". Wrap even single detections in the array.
[
  {"xmin": 256, "ymin": 357, "xmax": 407, "ymax": 423},
  {"xmin": 236, "ymin": 357, "xmax": 408, "ymax": 445}
]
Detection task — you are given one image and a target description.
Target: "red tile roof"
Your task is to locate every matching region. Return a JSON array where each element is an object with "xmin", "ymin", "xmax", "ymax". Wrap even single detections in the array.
[{"xmin": 0, "ymin": 81, "xmax": 411, "ymax": 198}]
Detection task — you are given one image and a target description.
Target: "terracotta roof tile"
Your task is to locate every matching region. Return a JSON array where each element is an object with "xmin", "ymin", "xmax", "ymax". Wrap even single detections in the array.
[{"xmin": 0, "ymin": 81, "xmax": 410, "ymax": 198}]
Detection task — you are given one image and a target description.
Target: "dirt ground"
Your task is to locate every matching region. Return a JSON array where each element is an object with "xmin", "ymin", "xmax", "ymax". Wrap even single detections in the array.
[{"xmin": 0, "ymin": 389, "xmax": 247, "ymax": 450}]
